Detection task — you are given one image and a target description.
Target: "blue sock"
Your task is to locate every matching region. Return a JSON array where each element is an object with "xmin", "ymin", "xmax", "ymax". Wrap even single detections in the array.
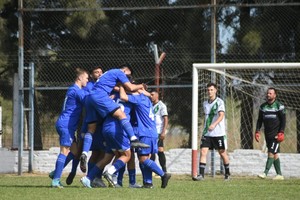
[
  {"xmin": 71, "ymin": 158, "xmax": 79, "ymax": 174},
  {"xmin": 113, "ymin": 160, "xmax": 126, "ymax": 172},
  {"xmin": 140, "ymin": 162, "xmax": 152, "ymax": 184},
  {"xmin": 53, "ymin": 153, "xmax": 67, "ymax": 179},
  {"xmin": 88, "ymin": 162, "xmax": 95, "ymax": 174},
  {"xmin": 117, "ymin": 166, "xmax": 126, "ymax": 186},
  {"xmin": 82, "ymin": 132, "xmax": 93, "ymax": 153},
  {"xmin": 144, "ymin": 159, "xmax": 164, "ymax": 177},
  {"xmin": 128, "ymin": 169, "xmax": 136, "ymax": 185},
  {"xmin": 87, "ymin": 165, "xmax": 102, "ymax": 181},
  {"xmin": 120, "ymin": 118, "xmax": 135, "ymax": 140},
  {"xmin": 139, "ymin": 163, "xmax": 145, "ymax": 181},
  {"xmin": 64, "ymin": 152, "xmax": 74, "ymax": 168}
]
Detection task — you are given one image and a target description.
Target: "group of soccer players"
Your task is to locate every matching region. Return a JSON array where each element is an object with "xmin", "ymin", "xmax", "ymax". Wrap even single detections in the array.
[{"xmin": 50, "ymin": 65, "xmax": 171, "ymax": 189}]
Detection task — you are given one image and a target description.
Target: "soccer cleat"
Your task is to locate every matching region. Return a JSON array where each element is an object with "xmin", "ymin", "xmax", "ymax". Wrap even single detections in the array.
[
  {"xmin": 258, "ymin": 173, "xmax": 267, "ymax": 179},
  {"xmin": 192, "ymin": 175, "xmax": 205, "ymax": 181},
  {"xmin": 273, "ymin": 175, "xmax": 284, "ymax": 180},
  {"xmin": 80, "ymin": 176, "xmax": 92, "ymax": 188},
  {"xmin": 51, "ymin": 179, "xmax": 64, "ymax": 188},
  {"xmin": 224, "ymin": 174, "xmax": 230, "ymax": 181},
  {"xmin": 129, "ymin": 183, "xmax": 143, "ymax": 188},
  {"xmin": 66, "ymin": 172, "xmax": 76, "ymax": 185},
  {"xmin": 80, "ymin": 154, "xmax": 87, "ymax": 173},
  {"xmin": 91, "ymin": 177, "xmax": 107, "ymax": 188},
  {"xmin": 112, "ymin": 173, "xmax": 118, "ymax": 185},
  {"xmin": 142, "ymin": 183, "xmax": 154, "ymax": 189},
  {"xmin": 161, "ymin": 173, "xmax": 171, "ymax": 188},
  {"xmin": 48, "ymin": 171, "xmax": 54, "ymax": 179},
  {"xmin": 114, "ymin": 184, "xmax": 123, "ymax": 188},
  {"xmin": 103, "ymin": 171, "xmax": 116, "ymax": 188},
  {"xmin": 130, "ymin": 139, "xmax": 150, "ymax": 148}
]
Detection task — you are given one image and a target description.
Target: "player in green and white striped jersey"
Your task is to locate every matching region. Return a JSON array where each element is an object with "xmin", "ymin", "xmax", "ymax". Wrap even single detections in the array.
[{"xmin": 193, "ymin": 82, "xmax": 230, "ymax": 181}]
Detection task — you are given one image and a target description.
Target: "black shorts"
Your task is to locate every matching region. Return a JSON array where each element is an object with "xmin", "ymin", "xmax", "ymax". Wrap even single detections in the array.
[
  {"xmin": 200, "ymin": 136, "xmax": 227, "ymax": 150},
  {"xmin": 266, "ymin": 138, "xmax": 280, "ymax": 154}
]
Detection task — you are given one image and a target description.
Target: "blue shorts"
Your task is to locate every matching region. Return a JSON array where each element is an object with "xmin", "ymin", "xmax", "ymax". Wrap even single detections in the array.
[
  {"xmin": 103, "ymin": 130, "xmax": 131, "ymax": 152},
  {"xmin": 56, "ymin": 124, "xmax": 75, "ymax": 147},
  {"xmin": 85, "ymin": 94, "xmax": 103, "ymax": 124},
  {"xmin": 87, "ymin": 92, "xmax": 120, "ymax": 119},
  {"xmin": 90, "ymin": 127, "xmax": 106, "ymax": 151},
  {"xmin": 137, "ymin": 136, "xmax": 158, "ymax": 156}
]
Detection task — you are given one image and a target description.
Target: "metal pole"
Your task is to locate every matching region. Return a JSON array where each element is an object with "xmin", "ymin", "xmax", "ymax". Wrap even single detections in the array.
[
  {"xmin": 28, "ymin": 62, "xmax": 34, "ymax": 172},
  {"xmin": 153, "ymin": 44, "xmax": 160, "ymax": 92},
  {"xmin": 0, "ymin": 105, "xmax": 2, "ymax": 148},
  {"xmin": 210, "ymin": 0, "xmax": 217, "ymax": 177},
  {"xmin": 191, "ymin": 66, "xmax": 199, "ymax": 178},
  {"xmin": 18, "ymin": 0, "xmax": 24, "ymax": 175},
  {"xmin": 220, "ymin": 68, "xmax": 226, "ymax": 174}
]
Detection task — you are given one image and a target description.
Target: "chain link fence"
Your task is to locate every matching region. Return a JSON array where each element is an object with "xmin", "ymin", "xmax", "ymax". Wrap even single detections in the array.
[{"xmin": 1, "ymin": 1, "xmax": 300, "ymax": 152}]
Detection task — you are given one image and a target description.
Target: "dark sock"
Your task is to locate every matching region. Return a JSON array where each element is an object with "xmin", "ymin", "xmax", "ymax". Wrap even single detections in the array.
[
  {"xmin": 199, "ymin": 162, "xmax": 206, "ymax": 177},
  {"xmin": 224, "ymin": 163, "xmax": 230, "ymax": 175},
  {"xmin": 264, "ymin": 157, "xmax": 274, "ymax": 175},
  {"xmin": 273, "ymin": 158, "xmax": 282, "ymax": 175},
  {"xmin": 158, "ymin": 151, "xmax": 167, "ymax": 172},
  {"xmin": 150, "ymin": 154, "xmax": 156, "ymax": 161}
]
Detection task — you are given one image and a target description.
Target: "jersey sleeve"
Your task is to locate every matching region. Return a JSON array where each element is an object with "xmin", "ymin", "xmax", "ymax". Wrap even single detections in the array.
[
  {"xmin": 217, "ymin": 98, "xmax": 225, "ymax": 112},
  {"xmin": 256, "ymin": 105, "xmax": 263, "ymax": 131},
  {"xmin": 278, "ymin": 104, "xmax": 286, "ymax": 132},
  {"xmin": 76, "ymin": 89, "xmax": 86, "ymax": 104},
  {"xmin": 117, "ymin": 70, "xmax": 130, "ymax": 84},
  {"xmin": 160, "ymin": 102, "xmax": 168, "ymax": 116}
]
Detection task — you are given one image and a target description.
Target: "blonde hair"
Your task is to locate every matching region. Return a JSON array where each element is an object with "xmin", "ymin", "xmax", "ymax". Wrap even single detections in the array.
[{"xmin": 74, "ymin": 68, "xmax": 88, "ymax": 81}]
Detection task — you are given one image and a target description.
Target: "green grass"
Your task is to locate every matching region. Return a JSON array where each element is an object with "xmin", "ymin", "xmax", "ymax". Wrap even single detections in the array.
[{"xmin": 0, "ymin": 174, "xmax": 300, "ymax": 200}]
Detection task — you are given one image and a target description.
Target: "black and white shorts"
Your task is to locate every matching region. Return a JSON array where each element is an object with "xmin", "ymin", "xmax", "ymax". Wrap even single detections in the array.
[
  {"xmin": 266, "ymin": 138, "xmax": 280, "ymax": 154},
  {"xmin": 200, "ymin": 135, "xmax": 227, "ymax": 150}
]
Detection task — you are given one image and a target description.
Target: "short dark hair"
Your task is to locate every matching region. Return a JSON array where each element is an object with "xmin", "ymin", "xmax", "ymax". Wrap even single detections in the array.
[
  {"xmin": 206, "ymin": 82, "xmax": 217, "ymax": 89},
  {"xmin": 90, "ymin": 66, "xmax": 102, "ymax": 74},
  {"xmin": 119, "ymin": 63, "xmax": 133, "ymax": 74},
  {"xmin": 267, "ymin": 87, "xmax": 277, "ymax": 94}
]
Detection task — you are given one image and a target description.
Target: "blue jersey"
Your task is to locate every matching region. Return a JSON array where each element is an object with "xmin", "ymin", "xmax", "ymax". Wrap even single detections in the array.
[
  {"xmin": 81, "ymin": 80, "xmax": 97, "ymax": 133},
  {"xmin": 102, "ymin": 94, "xmax": 132, "ymax": 151},
  {"xmin": 102, "ymin": 93, "xmax": 133, "ymax": 135},
  {"xmin": 92, "ymin": 69, "xmax": 129, "ymax": 95},
  {"xmin": 84, "ymin": 81, "xmax": 95, "ymax": 92},
  {"xmin": 127, "ymin": 93, "xmax": 158, "ymax": 138},
  {"xmin": 56, "ymin": 84, "xmax": 86, "ymax": 132}
]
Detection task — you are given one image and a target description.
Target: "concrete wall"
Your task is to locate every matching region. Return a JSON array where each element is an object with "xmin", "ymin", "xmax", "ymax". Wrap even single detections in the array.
[{"xmin": 1, "ymin": 148, "xmax": 300, "ymax": 178}]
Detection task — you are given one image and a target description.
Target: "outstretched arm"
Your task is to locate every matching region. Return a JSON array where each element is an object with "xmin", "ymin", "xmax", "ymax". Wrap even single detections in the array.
[
  {"xmin": 123, "ymin": 82, "xmax": 144, "ymax": 92},
  {"xmin": 119, "ymin": 85, "xmax": 129, "ymax": 102}
]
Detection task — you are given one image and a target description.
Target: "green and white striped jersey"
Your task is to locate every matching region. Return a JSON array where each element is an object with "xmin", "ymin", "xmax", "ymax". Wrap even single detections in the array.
[
  {"xmin": 153, "ymin": 100, "xmax": 168, "ymax": 134},
  {"xmin": 203, "ymin": 97, "xmax": 226, "ymax": 137}
]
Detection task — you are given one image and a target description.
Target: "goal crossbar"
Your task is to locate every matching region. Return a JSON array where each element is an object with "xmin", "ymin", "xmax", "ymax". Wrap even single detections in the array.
[{"xmin": 191, "ymin": 62, "xmax": 300, "ymax": 178}]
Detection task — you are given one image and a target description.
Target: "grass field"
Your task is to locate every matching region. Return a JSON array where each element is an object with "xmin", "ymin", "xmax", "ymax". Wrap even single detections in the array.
[{"xmin": 1, "ymin": 173, "xmax": 300, "ymax": 200}]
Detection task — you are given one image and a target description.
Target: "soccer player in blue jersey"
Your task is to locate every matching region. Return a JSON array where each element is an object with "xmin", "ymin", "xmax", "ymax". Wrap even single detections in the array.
[
  {"xmin": 80, "ymin": 65, "xmax": 149, "ymax": 173},
  {"xmin": 51, "ymin": 68, "xmax": 89, "ymax": 188},
  {"xmin": 64, "ymin": 66, "xmax": 104, "ymax": 185},
  {"xmin": 119, "ymin": 86, "xmax": 171, "ymax": 189},
  {"xmin": 80, "ymin": 92, "xmax": 139, "ymax": 188}
]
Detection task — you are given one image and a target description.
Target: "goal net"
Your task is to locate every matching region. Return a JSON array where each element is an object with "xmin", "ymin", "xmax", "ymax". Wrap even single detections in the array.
[{"xmin": 191, "ymin": 63, "xmax": 300, "ymax": 177}]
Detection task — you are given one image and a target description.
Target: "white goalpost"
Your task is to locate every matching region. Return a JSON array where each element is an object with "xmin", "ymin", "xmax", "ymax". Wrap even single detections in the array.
[{"xmin": 192, "ymin": 62, "xmax": 300, "ymax": 178}]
